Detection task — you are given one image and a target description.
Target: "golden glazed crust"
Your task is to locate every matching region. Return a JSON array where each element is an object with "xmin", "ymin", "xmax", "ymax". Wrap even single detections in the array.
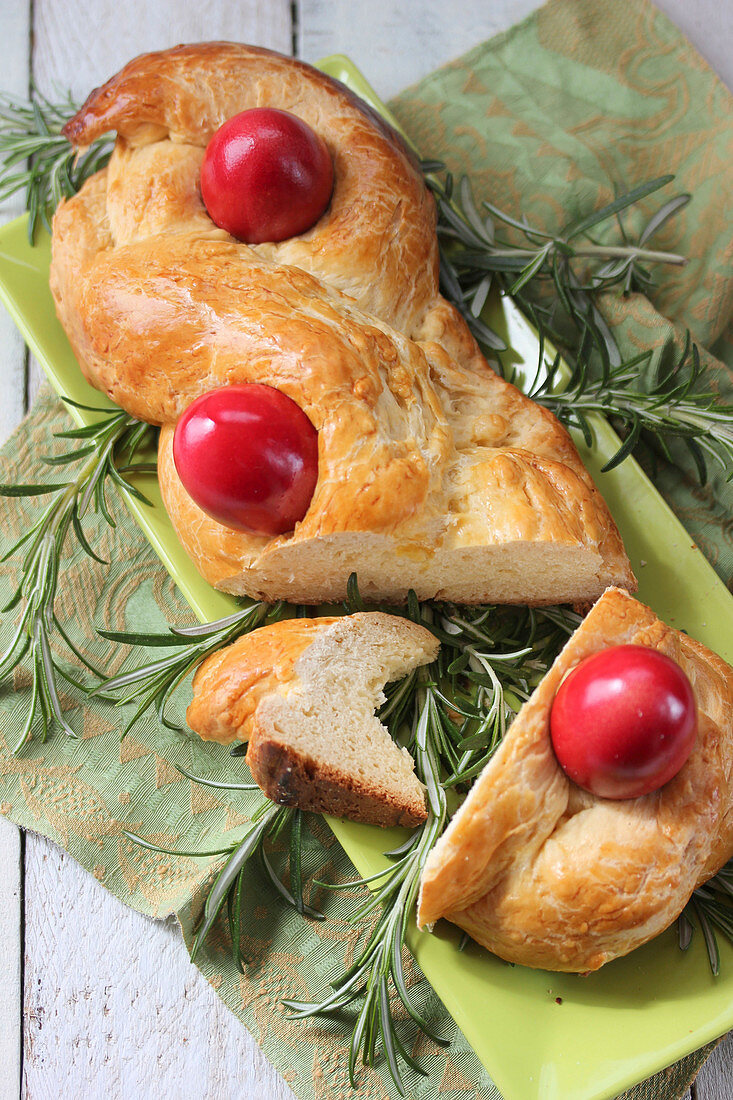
[
  {"xmin": 50, "ymin": 43, "xmax": 634, "ymax": 605},
  {"xmin": 186, "ymin": 612, "xmax": 439, "ymax": 828},
  {"xmin": 417, "ymin": 588, "xmax": 733, "ymax": 972},
  {"xmin": 186, "ymin": 615, "xmax": 335, "ymax": 746}
]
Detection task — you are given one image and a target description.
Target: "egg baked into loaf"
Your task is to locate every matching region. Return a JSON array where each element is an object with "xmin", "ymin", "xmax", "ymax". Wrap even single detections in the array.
[
  {"xmin": 417, "ymin": 588, "xmax": 733, "ymax": 972},
  {"xmin": 50, "ymin": 42, "xmax": 635, "ymax": 606}
]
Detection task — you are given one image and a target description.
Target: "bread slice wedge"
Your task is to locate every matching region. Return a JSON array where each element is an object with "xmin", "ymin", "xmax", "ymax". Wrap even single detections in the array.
[
  {"xmin": 417, "ymin": 588, "xmax": 733, "ymax": 972},
  {"xmin": 186, "ymin": 612, "xmax": 439, "ymax": 827}
]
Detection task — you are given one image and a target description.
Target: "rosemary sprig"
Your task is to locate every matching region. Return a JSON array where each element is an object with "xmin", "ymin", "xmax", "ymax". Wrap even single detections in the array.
[
  {"xmin": 124, "ymin": 780, "xmax": 322, "ymax": 971},
  {"xmin": 423, "ymin": 163, "xmax": 688, "ymax": 366},
  {"xmin": 0, "ymin": 89, "xmax": 113, "ymax": 241},
  {"xmin": 679, "ymin": 862, "xmax": 733, "ymax": 976},
  {"xmin": 285, "ymin": 676, "xmax": 450, "ymax": 1096},
  {"xmin": 92, "ymin": 600, "xmax": 289, "ymax": 738},
  {"xmin": 100, "ymin": 584, "xmax": 580, "ymax": 1089},
  {"xmin": 528, "ymin": 329, "xmax": 733, "ymax": 480},
  {"xmin": 424, "ymin": 601, "xmax": 580, "ymax": 787},
  {"xmin": 0, "ymin": 399, "xmax": 156, "ymax": 752},
  {"xmin": 425, "ymin": 163, "xmax": 733, "ymax": 483}
]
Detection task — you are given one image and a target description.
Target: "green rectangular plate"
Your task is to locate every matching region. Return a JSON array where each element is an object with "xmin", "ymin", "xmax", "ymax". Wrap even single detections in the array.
[{"xmin": 1, "ymin": 55, "xmax": 732, "ymax": 1100}]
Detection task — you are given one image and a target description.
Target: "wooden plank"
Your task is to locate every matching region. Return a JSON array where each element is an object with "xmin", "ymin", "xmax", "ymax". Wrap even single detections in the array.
[
  {"xmin": 0, "ymin": 817, "xmax": 22, "ymax": 1100},
  {"xmin": 298, "ymin": 0, "xmax": 541, "ymax": 98},
  {"xmin": 23, "ymin": 833, "xmax": 295, "ymax": 1099},
  {"xmin": 656, "ymin": 0, "xmax": 733, "ymax": 91},
  {"xmin": 32, "ymin": 0, "xmax": 293, "ymax": 101},
  {"xmin": 694, "ymin": 1035, "xmax": 733, "ymax": 1100},
  {"xmin": 298, "ymin": 0, "xmax": 733, "ymax": 100}
]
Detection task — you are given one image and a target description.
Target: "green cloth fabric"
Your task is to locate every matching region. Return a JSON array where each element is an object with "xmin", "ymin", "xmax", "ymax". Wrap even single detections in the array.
[{"xmin": 0, "ymin": 2, "xmax": 731, "ymax": 1098}]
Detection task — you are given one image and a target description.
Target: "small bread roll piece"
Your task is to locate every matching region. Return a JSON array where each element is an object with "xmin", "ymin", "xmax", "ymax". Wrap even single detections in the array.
[
  {"xmin": 187, "ymin": 612, "xmax": 439, "ymax": 827},
  {"xmin": 418, "ymin": 588, "xmax": 733, "ymax": 972}
]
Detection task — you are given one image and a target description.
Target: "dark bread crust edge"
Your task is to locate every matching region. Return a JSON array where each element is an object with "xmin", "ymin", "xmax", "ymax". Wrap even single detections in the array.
[{"xmin": 246, "ymin": 734, "xmax": 427, "ymax": 828}]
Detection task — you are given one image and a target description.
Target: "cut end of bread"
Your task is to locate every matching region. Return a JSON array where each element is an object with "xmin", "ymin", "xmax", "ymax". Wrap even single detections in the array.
[
  {"xmin": 218, "ymin": 536, "xmax": 635, "ymax": 606},
  {"xmin": 247, "ymin": 735, "xmax": 427, "ymax": 828}
]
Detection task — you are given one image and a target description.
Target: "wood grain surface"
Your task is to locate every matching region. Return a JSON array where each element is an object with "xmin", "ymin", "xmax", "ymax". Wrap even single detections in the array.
[{"xmin": 0, "ymin": 2, "xmax": 731, "ymax": 1098}]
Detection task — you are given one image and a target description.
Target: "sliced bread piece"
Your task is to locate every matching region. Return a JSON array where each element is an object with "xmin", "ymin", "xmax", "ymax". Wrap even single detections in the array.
[{"xmin": 186, "ymin": 612, "xmax": 439, "ymax": 827}]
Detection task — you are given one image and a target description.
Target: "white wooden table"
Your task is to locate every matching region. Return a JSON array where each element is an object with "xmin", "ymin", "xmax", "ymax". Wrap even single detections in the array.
[{"xmin": 0, "ymin": 2, "xmax": 731, "ymax": 1097}]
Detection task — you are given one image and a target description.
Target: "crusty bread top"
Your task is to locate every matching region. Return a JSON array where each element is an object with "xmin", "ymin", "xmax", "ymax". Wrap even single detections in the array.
[
  {"xmin": 418, "ymin": 587, "xmax": 733, "ymax": 972},
  {"xmin": 54, "ymin": 42, "xmax": 437, "ymax": 349},
  {"xmin": 50, "ymin": 43, "xmax": 635, "ymax": 606},
  {"xmin": 186, "ymin": 611, "xmax": 439, "ymax": 828}
]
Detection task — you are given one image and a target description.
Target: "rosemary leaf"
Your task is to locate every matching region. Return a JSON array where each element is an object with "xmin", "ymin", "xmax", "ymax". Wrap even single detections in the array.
[
  {"xmin": 0, "ymin": 407, "xmax": 157, "ymax": 751},
  {"xmin": 0, "ymin": 89, "xmax": 113, "ymax": 241},
  {"xmin": 564, "ymin": 175, "xmax": 675, "ymax": 240},
  {"xmin": 531, "ymin": 335, "xmax": 733, "ymax": 481},
  {"xmin": 173, "ymin": 762, "xmax": 258, "ymax": 791}
]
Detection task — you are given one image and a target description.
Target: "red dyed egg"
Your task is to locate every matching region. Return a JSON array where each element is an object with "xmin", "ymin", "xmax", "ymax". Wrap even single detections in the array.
[
  {"xmin": 173, "ymin": 384, "xmax": 318, "ymax": 536},
  {"xmin": 549, "ymin": 645, "xmax": 697, "ymax": 799},
  {"xmin": 200, "ymin": 107, "xmax": 333, "ymax": 243}
]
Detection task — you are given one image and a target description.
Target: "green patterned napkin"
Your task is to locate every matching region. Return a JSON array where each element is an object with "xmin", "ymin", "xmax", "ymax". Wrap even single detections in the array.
[{"xmin": 1, "ymin": 1, "xmax": 731, "ymax": 1097}]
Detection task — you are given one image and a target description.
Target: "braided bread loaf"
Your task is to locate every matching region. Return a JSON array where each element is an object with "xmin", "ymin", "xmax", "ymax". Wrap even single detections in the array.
[
  {"xmin": 417, "ymin": 588, "xmax": 733, "ymax": 971},
  {"xmin": 51, "ymin": 43, "xmax": 634, "ymax": 605}
]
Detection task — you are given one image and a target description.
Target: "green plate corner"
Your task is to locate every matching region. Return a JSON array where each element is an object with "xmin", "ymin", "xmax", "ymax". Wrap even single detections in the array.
[{"xmin": 0, "ymin": 56, "xmax": 731, "ymax": 1100}]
